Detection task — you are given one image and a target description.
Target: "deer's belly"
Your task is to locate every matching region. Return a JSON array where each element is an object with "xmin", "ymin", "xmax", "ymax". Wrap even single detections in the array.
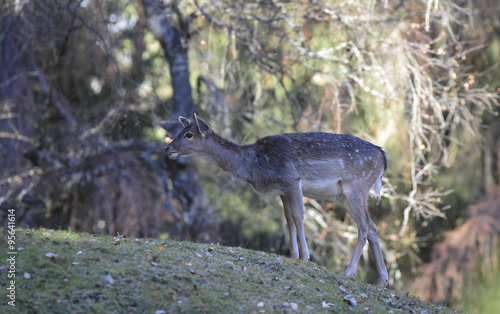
[
  {"xmin": 301, "ymin": 178, "xmax": 342, "ymax": 200},
  {"xmin": 249, "ymin": 181, "xmax": 284, "ymax": 196}
]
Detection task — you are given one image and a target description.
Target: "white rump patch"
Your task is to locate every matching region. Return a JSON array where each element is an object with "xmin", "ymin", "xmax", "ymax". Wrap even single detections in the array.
[{"xmin": 373, "ymin": 176, "xmax": 382, "ymax": 200}]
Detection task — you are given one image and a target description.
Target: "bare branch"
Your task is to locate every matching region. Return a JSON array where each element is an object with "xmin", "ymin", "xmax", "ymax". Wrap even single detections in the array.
[{"xmin": 0, "ymin": 132, "xmax": 35, "ymax": 144}]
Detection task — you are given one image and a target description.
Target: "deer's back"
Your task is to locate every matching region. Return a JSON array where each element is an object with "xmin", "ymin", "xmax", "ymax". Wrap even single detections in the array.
[
  {"xmin": 253, "ymin": 132, "xmax": 386, "ymax": 198},
  {"xmin": 255, "ymin": 133, "xmax": 385, "ymax": 166}
]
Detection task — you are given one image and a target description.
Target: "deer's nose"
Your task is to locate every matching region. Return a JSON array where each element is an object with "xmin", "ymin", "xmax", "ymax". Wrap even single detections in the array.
[{"xmin": 164, "ymin": 144, "xmax": 171, "ymax": 153}]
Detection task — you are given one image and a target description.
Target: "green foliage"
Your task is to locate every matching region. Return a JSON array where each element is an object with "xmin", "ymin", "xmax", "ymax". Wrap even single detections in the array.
[
  {"xmin": 473, "ymin": 277, "xmax": 500, "ymax": 314},
  {"xmin": 142, "ymin": 126, "xmax": 167, "ymax": 142}
]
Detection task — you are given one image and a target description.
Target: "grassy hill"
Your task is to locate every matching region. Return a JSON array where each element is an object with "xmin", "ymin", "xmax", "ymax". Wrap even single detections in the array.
[{"xmin": 1, "ymin": 228, "xmax": 459, "ymax": 313}]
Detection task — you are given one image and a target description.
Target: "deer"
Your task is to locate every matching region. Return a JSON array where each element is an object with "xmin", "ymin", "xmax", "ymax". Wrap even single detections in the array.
[{"xmin": 165, "ymin": 114, "xmax": 389, "ymax": 287}]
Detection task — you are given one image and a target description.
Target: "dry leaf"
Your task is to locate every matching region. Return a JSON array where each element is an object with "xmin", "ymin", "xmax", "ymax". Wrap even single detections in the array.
[
  {"xmin": 257, "ymin": 302, "xmax": 264, "ymax": 307},
  {"xmin": 45, "ymin": 252, "xmax": 58, "ymax": 258},
  {"xmin": 24, "ymin": 272, "xmax": 31, "ymax": 279},
  {"xmin": 343, "ymin": 295, "xmax": 357, "ymax": 307},
  {"xmin": 290, "ymin": 302, "xmax": 298, "ymax": 310}
]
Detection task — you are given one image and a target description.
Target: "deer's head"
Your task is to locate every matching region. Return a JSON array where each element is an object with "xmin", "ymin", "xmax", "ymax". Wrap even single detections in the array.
[{"xmin": 164, "ymin": 114, "xmax": 212, "ymax": 160}]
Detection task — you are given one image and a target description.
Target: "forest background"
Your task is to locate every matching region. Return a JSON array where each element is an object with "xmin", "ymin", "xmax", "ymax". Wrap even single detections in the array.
[{"xmin": 1, "ymin": 0, "xmax": 500, "ymax": 311}]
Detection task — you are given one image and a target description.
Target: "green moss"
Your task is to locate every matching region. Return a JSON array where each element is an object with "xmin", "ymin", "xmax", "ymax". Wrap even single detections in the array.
[{"xmin": 1, "ymin": 228, "xmax": 459, "ymax": 313}]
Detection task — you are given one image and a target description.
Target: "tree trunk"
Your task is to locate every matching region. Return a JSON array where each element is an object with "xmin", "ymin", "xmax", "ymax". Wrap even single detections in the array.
[
  {"xmin": 141, "ymin": 0, "xmax": 220, "ymax": 242},
  {"xmin": 141, "ymin": 0, "xmax": 194, "ymax": 132}
]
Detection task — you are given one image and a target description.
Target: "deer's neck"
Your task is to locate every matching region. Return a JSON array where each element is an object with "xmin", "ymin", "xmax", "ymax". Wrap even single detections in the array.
[{"xmin": 202, "ymin": 133, "xmax": 255, "ymax": 181}]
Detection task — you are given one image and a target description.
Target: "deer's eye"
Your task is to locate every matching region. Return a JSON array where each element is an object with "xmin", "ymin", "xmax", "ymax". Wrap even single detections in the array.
[{"xmin": 185, "ymin": 132, "xmax": 193, "ymax": 139}]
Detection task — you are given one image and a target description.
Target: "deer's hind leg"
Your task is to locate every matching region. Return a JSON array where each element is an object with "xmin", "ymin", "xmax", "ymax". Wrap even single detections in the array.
[
  {"xmin": 368, "ymin": 220, "xmax": 388, "ymax": 287},
  {"xmin": 339, "ymin": 185, "xmax": 388, "ymax": 287},
  {"xmin": 338, "ymin": 190, "xmax": 370, "ymax": 279}
]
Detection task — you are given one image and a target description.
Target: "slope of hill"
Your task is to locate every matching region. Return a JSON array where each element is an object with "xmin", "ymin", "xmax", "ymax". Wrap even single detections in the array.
[{"xmin": 1, "ymin": 228, "xmax": 459, "ymax": 313}]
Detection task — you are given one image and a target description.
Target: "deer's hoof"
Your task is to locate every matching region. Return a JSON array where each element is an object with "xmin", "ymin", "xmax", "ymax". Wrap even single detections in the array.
[
  {"xmin": 376, "ymin": 277, "xmax": 388, "ymax": 288},
  {"xmin": 342, "ymin": 269, "xmax": 356, "ymax": 278}
]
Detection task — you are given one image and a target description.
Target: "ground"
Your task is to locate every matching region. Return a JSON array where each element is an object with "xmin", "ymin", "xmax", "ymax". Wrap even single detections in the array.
[{"xmin": 0, "ymin": 228, "xmax": 460, "ymax": 313}]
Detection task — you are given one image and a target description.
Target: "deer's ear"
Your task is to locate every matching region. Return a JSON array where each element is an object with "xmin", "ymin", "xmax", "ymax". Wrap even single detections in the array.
[
  {"xmin": 179, "ymin": 116, "xmax": 191, "ymax": 127},
  {"xmin": 194, "ymin": 113, "xmax": 212, "ymax": 137}
]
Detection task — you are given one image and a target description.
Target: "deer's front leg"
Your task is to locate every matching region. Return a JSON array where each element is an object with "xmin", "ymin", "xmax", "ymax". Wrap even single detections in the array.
[
  {"xmin": 284, "ymin": 182, "xmax": 310, "ymax": 261},
  {"xmin": 281, "ymin": 195, "xmax": 299, "ymax": 259}
]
